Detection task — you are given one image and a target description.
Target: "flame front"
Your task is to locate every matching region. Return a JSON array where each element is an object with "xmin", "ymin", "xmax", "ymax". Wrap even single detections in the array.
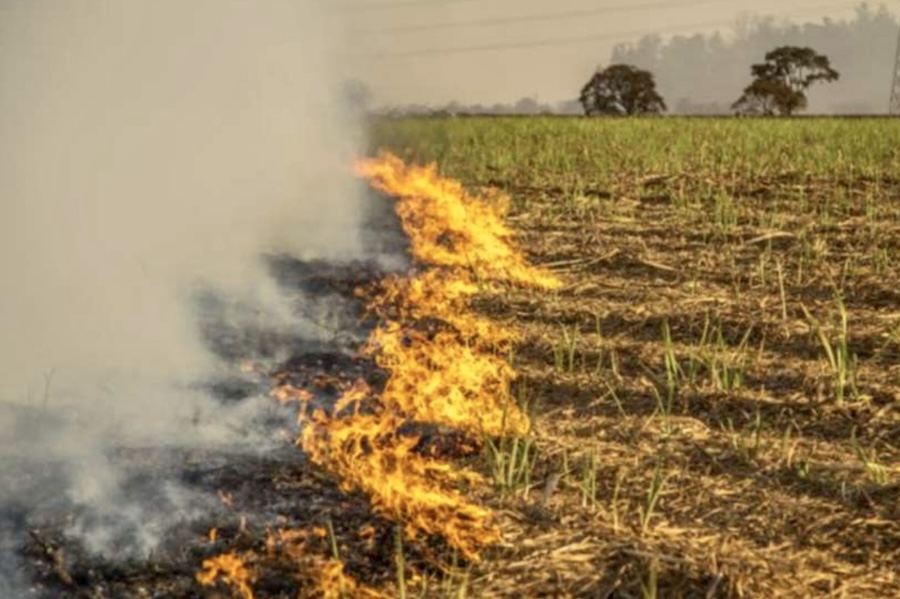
[
  {"xmin": 273, "ymin": 528, "xmax": 389, "ymax": 599},
  {"xmin": 199, "ymin": 151, "xmax": 559, "ymax": 596},
  {"xmin": 368, "ymin": 324, "xmax": 526, "ymax": 437},
  {"xmin": 355, "ymin": 152, "xmax": 560, "ymax": 290},
  {"xmin": 196, "ymin": 552, "xmax": 256, "ymax": 599},
  {"xmin": 301, "ymin": 152, "xmax": 558, "ymax": 558},
  {"xmin": 301, "ymin": 408, "xmax": 499, "ymax": 559}
]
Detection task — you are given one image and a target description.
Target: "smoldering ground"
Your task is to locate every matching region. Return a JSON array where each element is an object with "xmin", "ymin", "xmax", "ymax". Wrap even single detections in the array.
[{"xmin": 0, "ymin": 1, "xmax": 401, "ymax": 594}]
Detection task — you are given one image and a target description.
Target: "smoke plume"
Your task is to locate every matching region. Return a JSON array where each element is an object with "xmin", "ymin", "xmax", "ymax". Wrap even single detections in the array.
[{"xmin": 0, "ymin": 0, "xmax": 370, "ymax": 589}]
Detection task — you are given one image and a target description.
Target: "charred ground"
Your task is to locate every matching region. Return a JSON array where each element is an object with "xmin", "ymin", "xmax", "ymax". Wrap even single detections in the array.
[{"xmin": 2, "ymin": 190, "xmax": 416, "ymax": 598}]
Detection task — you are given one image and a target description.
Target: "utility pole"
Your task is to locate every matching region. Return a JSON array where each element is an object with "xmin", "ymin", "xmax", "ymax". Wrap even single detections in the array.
[{"xmin": 890, "ymin": 24, "xmax": 900, "ymax": 114}]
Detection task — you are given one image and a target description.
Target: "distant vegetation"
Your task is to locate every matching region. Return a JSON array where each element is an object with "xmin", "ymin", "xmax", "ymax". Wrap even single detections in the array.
[
  {"xmin": 373, "ymin": 4, "xmax": 898, "ymax": 116},
  {"xmin": 611, "ymin": 3, "xmax": 896, "ymax": 114}
]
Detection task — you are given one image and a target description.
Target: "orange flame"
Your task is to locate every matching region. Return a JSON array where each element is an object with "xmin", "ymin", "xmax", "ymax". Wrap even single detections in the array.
[
  {"xmin": 301, "ymin": 409, "xmax": 500, "ymax": 560},
  {"xmin": 355, "ymin": 152, "xmax": 560, "ymax": 290},
  {"xmin": 196, "ymin": 552, "xmax": 256, "ymax": 599},
  {"xmin": 373, "ymin": 270, "xmax": 511, "ymax": 347},
  {"xmin": 367, "ymin": 324, "xmax": 527, "ymax": 437},
  {"xmin": 273, "ymin": 527, "xmax": 389, "ymax": 599},
  {"xmin": 313, "ymin": 559, "xmax": 389, "ymax": 599},
  {"xmin": 296, "ymin": 152, "xmax": 558, "ymax": 560},
  {"xmin": 200, "ymin": 151, "xmax": 560, "ymax": 593}
]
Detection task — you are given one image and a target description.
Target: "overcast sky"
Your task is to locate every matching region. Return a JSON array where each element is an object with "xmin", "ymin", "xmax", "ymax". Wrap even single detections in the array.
[{"xmin": 342, "ymin": 0, "xmax": 889, "ymax": 105}]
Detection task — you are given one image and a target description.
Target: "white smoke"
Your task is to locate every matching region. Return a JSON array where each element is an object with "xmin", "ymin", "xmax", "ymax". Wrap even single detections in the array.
[{"xmin": 0, "ymin": 0, "xmax": 370, "ymax": 586}]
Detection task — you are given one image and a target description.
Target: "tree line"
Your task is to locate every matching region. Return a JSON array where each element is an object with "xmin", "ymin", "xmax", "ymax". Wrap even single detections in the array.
[
  {"xmin": 610, "ymin": 3, "xmax": 897, "ymax": 114},
  {"xmin": 580, "ymin": 46, "xmax": 840, "ymax": 116},
  {"xmin": 362, "ymin": 3, "xmax": 898, "ymax": 116}
]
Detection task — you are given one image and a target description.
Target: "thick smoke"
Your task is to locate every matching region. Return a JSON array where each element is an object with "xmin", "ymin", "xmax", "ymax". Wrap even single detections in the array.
[{"xmin": 0, "ymin": 0, "xmax": 369, "ymax": 589}]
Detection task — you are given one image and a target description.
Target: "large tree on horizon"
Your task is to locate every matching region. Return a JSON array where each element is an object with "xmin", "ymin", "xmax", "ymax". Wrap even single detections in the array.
[
  {"xmin": 579, "ymin": 64, "xmax": 666, "ymax": 116},
  {"xmin": 732, "ymin": 46, "xmax": 840, "ymax": 115}
]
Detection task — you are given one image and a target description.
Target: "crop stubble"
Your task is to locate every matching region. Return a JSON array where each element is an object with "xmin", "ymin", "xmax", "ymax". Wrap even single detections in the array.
[{"xmin": 371, "ymin": 116, "xmax": 900, "ymax": 597}]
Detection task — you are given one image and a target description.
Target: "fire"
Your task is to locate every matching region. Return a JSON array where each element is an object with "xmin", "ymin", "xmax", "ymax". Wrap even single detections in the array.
[
  {"xmin": 367, "ymin": 324, "xmax": 527, "ymax": 437},
  {"xmin": 355, "ymin": 152, "xmax": 561, "ymax": 290},
  {"xmin": 298, "ymin": 152, "xmax": 554, "ymax": 560},
  {"xmin": 196, "ymin": 552, "xmax": 256, "ymax": 599},
  {"xmin": 199, "ymin": 151, "xmax": 559, "ymax": 594},
  {"xmin": 372, "ymin": 270, "xmax": 511, "ymax": 347},
  {"xmin": 312, "ymin": 559, "xmax": 389, "ymax": 599},
  {"xmin": 301, "ymin": 407, "xmax": 500, "ymax": 560},
  {"xmin": 273, "ymin": 528, "xmax": 389, "ymax": 599}
]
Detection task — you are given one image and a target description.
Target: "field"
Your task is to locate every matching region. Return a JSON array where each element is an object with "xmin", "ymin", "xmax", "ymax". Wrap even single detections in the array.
[
  {"xmin": 366, "ymin": 116, "xmax": 900, "ymax": 597},
  {"xmin": 12, "ymin": 117, "xmax": 900, "ymax": 599}
]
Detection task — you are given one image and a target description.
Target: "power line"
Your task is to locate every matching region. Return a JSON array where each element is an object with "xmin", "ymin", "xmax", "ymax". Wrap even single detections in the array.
[
  {"xmin": 890, "ymin": 22, "xmax": 900, "ymax": 113},
  {"xmin": 356, "ymin": 0, "xmax": 737, "ymax": 35},
  {"xmin": 366, "ymin": 1, "xmax": 863, "ymax": 59},
  {"xmin": 333, "ymin": 0, "xmax": 479, "ymax": 12}
]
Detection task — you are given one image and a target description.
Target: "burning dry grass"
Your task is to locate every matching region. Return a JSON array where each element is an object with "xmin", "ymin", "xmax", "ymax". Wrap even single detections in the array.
[
  {"xmin": 270, "ymin": 527, "xmax": 389, "ymax": 599},
  {"xmin": 197, "ymin": 552, "xmax": 256, "ymax": 599},
  {"xmin": 300, "ymin": 408, "xmax": 498, "ymax": 560},
  {"xmin": 372, "ymin": 270, "xmax": 510, "ymax": 348},
  {"xmin": 199, "ymin": 151, "xmax": 559, "ymax": 596},
  {"xmin": 368, "ymin": 325, "xmax": 525, "ymax": 437},
  {"xmin": 355, "ymin": 152, "xmax": 560, "ymax": 291}
]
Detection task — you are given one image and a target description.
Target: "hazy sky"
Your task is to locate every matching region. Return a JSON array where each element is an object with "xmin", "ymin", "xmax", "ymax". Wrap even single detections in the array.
[{"xmin": 343, "ymin": 0, "xmax": 882, "ymax": 105}]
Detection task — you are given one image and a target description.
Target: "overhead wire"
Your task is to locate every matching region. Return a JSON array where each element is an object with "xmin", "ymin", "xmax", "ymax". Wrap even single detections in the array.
[
  {"xmin": 356, "ymin": 0, "xmax": 745, "ymax": 35},
  {"xmin": 333, "ymin": 0, "xmax": 481, "ymax": 12},
  {"xmin": 364, "ymin": 0, "xmax": 865, "ymax": 59}
]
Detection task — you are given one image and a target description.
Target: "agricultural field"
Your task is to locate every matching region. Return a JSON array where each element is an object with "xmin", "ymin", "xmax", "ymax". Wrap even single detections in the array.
[
  {"xmin": 13, "ymin": 117, "xmax": 900, "ymax": 599},
  {"xmin": 366, "ymin": 116, "xmax": 900, "ymax": 597}
]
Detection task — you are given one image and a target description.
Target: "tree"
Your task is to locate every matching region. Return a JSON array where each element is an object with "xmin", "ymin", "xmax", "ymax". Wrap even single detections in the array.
[
  {"xmin": 732, "ymin": 78, "xmax": 802, "ymax": 116},
  {"xmin": 733, "ymin": 46, "xmax": 839, "ymax": 116},
  {"xmin": 579, "ymin": 64, "xmax": 666, "ymax": 116}
]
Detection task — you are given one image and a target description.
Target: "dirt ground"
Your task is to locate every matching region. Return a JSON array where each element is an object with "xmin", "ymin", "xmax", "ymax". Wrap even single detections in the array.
[{"xmin": 476, "ymin": 171, "xmax": 900, "ymax": 597}]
